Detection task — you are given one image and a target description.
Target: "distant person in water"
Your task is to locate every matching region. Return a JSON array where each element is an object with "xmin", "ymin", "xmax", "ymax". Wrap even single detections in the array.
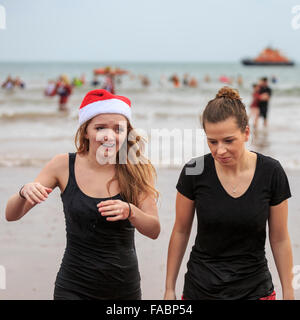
[
  {"xmin": 102, "ymin": 74, "xmax": 115, "ymax": 94},
  {"xmin": 14, "ymin": 77, "xmax": 25, "ymax": 89},
  {"xmin": 169, "ymin": 74, "xmax": 180, "ymax": 88},
  {"xmin": 57, "ymin": 75, "xmax": 72, "ymax": 111},
  {"xmin": 44, "ymin": 80, "xmax": 57, "ymax": 96},
  {"xmin": 72, "ymin": 77, "xmax": 83, "ymax": 88},
  {"xmin": 258, "ymin": 77, "xmax": 272, "ymax": 128},
  {"xmin": 140, "ymin": 75, "xmax": 150, "ymax": 87},
  {"xmin": 183, "ymin": 74, "xmax": 189, "ymax": 86},
  {"xmin": 2, "ymin": 75, "xmax": 15, "ymax": 90},
  {"xmin": 189, "ymin": 77, "xmax": 198, "ymax": 88},
  {"xmin": 91, "ymin": 76, "xmax": 100, "ymax": 87},
  {"xmin": 249, "ymin": 83, "xmax": 260, "ymax": 129},
  {"xmin": 237, "ymin": 75, "xmax": 243, "ymax": 87},
  {"xmin": 219, "ymin": 75, "xmax": 232, "ymax": 85},
  {"xmin": 51, "ymin": 75, "xmax": 73, "ymax": 111},
  {"xmin": 73, "ymin": 74, "xmax": 85, "ymax": 87},
  {"xmin": 204, "ymin": 74, "xmax": 211, "ymax": 83},
  {"xmin": 271, "ymin": 75, "xmax": 277, "ymax": 84}
]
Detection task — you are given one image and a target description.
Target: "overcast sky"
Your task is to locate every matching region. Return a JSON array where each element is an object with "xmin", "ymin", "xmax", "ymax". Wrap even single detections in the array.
[{"xmin": 0, "ymin": 0, "xmax": 299, "ymax": 62}]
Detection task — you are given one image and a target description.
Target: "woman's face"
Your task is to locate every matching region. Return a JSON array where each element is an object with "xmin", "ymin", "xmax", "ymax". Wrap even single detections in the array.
[
  {"xmin": 205, "ymin": 117, "xmax": 250, "ymax": 166},
  {"xmin": 85, "ymin": 113, "xmax": 128, "ymax": 164}
]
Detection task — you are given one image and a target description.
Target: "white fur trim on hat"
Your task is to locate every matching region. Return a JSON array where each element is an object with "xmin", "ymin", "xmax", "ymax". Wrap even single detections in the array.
[{"xmin": 79, "ymin": 98, "xmax": 131, "ymax": 126}]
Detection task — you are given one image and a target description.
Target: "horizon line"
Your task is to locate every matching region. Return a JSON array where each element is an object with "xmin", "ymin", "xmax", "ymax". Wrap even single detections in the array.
[{"xmin": 0, "ymin": 60, "xmax": 245, "ymax": 64}]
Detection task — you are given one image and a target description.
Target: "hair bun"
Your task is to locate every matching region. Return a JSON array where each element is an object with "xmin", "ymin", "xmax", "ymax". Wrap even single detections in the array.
[{"xmin": 216, "ymin": 86, "xmax": 241, "ymax": 100}]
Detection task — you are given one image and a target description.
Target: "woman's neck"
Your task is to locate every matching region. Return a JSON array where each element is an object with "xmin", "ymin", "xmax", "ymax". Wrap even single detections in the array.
[{"xmin": 215, "ymin": 150, "xmax": 254, "ymax": 176}]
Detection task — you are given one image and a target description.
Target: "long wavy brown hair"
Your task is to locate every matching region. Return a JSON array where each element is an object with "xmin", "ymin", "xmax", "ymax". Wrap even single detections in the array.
[{"xmin": 75, "ymin": 119, "xmax": 159, "ymax": 207}]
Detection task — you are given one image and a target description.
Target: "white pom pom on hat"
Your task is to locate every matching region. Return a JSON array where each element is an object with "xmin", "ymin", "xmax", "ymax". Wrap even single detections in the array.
[{"xmin": 78, "ymin": 89, "xmax": 131, "ymax": 126}]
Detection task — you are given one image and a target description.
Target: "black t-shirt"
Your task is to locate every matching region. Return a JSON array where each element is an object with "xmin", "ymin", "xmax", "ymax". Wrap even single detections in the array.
[
  {"xmin": 259, "ymin": 85, "xmax": 272, "ymax": 108},
  {"xmin": 176, "ymin": 152, "xmax": 291, "ymax": 300}
]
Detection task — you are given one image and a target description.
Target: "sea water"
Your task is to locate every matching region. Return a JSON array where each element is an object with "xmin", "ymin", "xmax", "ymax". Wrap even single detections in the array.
[{"xmin": 0, "ymin": 61, "xmax": 299, "ymax": 170}]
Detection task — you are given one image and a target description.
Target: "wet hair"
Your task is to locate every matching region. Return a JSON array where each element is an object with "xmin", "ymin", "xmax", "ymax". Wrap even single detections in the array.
[
  {"xmin": 201, "ymin": 86, "xmax": 248, "ymax": 132},
  {"xmin": 261, "ymin": 77, "xmax": 268, "ymax": 82}
]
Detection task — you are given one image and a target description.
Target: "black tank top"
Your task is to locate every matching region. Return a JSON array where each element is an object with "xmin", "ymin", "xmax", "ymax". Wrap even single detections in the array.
[{"xmin": 54, "ymin": 153, "xmax": 141, "ymax": 299}]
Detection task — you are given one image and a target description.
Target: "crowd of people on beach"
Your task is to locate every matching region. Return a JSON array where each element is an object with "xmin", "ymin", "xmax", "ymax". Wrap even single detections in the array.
[
  {"xmin": 1, "ymin": 75, "xmax": 25, "ymax": 90},
  {"xmin": 1, "ymin": 70, "xmax": 276, "ymax": 122},
  {"xmin": 42, "ymin": 72, "xmax": 274, "ymax": 123},
  {"xmin": 157, "ymin": 73, "xmax": 246, "ymax": 88},
  {"xmin": 43, "ymin": 72, "xmax": 119, "ymax": 111}
]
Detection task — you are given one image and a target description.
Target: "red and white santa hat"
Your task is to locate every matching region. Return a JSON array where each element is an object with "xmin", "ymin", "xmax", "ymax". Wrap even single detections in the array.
[{"xmin": 78, "ymin": 89, "xmax": 131, "ymax": 126}]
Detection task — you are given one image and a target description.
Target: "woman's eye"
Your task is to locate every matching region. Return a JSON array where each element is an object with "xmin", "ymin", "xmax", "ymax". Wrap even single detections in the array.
[
  {"xmin": 116, "ymin": 127, "xmax": 124, "ymax": 133},
  {"xmin": 225, "ymin": 140, "xmax": 233, "ymax": 144},
  {"xmin": 209, "ymin": 141, "xmax": 217, "ymax": 145}
]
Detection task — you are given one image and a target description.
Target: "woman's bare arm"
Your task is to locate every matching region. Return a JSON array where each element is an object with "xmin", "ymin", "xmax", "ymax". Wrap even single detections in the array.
[
  {"xmin": 164, "ymin": 192, "xmax": 195, "ymax": 300},
  {"xmin": 268, "ymin": 199, "xmax": 294, "ymax": 300},
  {"xmin": 5, "ymin": 154, "xmax": 67, "ymax": 221}
]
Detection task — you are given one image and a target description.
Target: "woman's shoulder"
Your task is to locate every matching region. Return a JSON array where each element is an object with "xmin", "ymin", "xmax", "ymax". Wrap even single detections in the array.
[
  {"xmin": 255, "ymin": 152, "xmax": 281, "ymax": 169},
  {"xmin": 46, "ymin": 153, "xmax": 70, "ymax": 174}
]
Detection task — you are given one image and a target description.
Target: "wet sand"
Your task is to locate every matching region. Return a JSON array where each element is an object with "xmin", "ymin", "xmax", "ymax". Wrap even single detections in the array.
[{"xmin": 0, "ymin": 166, "xmax": 300, "ymax": 300}]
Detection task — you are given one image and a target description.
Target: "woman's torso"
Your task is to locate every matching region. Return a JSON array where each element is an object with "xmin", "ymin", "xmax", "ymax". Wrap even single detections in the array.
[
  {"xmin": 55, "ymin": 152, "xmax": 140, "ymax": 299},
  {"xmin": 177, "ymin": 152, "xmax": 284, "ymax": 300}
]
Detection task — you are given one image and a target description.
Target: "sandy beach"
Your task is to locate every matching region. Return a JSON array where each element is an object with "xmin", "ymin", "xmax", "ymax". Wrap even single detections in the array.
[{"xmin": 1, "ymin": 165, "xmax": 299, "ymax": 300}]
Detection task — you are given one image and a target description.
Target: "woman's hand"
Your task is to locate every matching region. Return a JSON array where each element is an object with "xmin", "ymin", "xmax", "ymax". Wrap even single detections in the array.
[
  {"xmin": 97, "ymin": 199, "xmax": 130, "ymax": 221},
  {"xmin": 164, "ymin": 289, "xmax": 177, "ymax": 300},
  {"xmin": 20, "ymin": 182, "xmax": 52, "ymax": 205}
]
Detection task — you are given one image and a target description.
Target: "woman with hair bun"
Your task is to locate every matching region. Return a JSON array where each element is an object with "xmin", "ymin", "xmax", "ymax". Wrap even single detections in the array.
[{"xmin": 164, "ymin": 87, "xmax": 294, "ymax": 300}]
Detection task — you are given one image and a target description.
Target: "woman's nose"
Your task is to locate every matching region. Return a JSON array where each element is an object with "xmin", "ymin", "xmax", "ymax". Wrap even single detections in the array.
[
  {"xmin": 216, "ymin": 144, "xmax": 227, "ymax": 155},
  {"xmin": 97, "ymin": 129, "xmax": 115, "ymax": 142}
]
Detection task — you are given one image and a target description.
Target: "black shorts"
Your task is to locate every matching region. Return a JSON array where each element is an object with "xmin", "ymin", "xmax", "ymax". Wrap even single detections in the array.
[
  {"xmin": 259, "ymin": 104, "xmax": 268, "ymax": 119},
  {"xmin": 54, "ymin": 285, "xmax": 142, "ymax": 300}
]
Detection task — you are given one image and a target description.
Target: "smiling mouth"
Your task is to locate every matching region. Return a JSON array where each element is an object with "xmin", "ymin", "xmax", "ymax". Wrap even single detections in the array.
[{"xmin": 101, "ymin": 143, "xmax": 116, "ymax": 148}]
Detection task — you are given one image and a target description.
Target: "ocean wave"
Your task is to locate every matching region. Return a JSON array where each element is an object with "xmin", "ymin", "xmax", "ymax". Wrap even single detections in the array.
[
  {"xmin": 0, "ymin": 157, "xmax": 49, "ymax": 167},
  {"xmin": 0, "ymin": 109, "xmax": 197, "ymax": 122},
  {"xmin": 2, "ymin": 83, "xmax": 300, "ymax": 98},
  {"xmin": 152, "ymin": 112, "xmax": 197, "ymax": 119},
  {"xmin": 0, "ymin": 111, "xmax": 76, "ymax": 121}
]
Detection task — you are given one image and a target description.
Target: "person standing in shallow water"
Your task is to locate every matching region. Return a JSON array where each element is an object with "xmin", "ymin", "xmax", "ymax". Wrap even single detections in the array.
[
  {"xmin": 5, "ymin": 89, "xmax": 160, "ymax": 300},
  {"xmin": 53, "ymin": 75, "xmax": 73, "ymax": 112},
  {"xmin": 258, "ymin": 77, "xmax": 272, "ymax": 128},
  {"xmin": 164, "ymin": 87, "xmax": 294, "ymax": 300}
]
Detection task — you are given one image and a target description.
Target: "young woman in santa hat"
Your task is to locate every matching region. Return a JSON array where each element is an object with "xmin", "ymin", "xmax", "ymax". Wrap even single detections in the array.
[
  {"xmin": 5, "ymin": 89, "xmax": 160, "ymax": 300},
  {"xmin": 164, "ymin": 87, "xmax": 294, "ymax": 300}
]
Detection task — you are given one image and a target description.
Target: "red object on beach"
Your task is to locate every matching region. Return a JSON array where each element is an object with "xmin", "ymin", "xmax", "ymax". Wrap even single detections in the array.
[
  {"xmin": 93, "ymin": 67, "xmax": 128, "ymax": 76},
  {"xmin": 219, "ymin": 76, "xmax": 231, "ymax": 84},
  {"xmin": 93, "ymin": 68, "xmax": 109, "ymax": 75}
]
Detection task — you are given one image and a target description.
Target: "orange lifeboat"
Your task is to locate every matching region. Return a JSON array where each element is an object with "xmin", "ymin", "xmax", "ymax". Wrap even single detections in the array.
[{"xmin": 242, "ymin": 47, "xmax": 294, "ymax": 66}]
